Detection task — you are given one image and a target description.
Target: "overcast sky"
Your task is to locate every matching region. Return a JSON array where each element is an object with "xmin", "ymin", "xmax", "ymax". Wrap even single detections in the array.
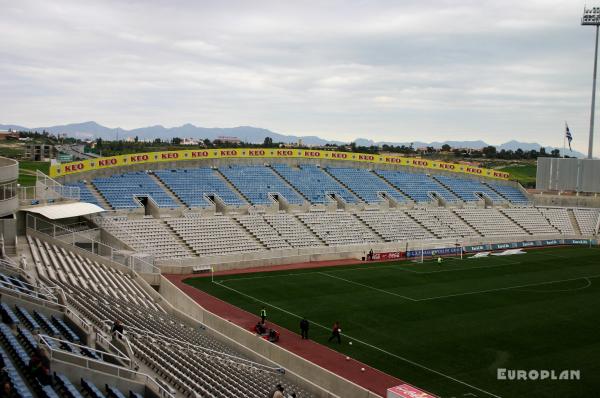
[{"xmin": 1, "ymin": 0, "xmax": 598, "ymax": 154}]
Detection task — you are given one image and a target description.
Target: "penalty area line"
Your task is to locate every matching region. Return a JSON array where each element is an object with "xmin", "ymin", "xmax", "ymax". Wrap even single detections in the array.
[
  {"xmin": 416, "ymin": 274, "xmax": 600, "ymax": 302},
  {"xmin": 211, "ymin": 279, "xmax": 502, "ymax": 398}
]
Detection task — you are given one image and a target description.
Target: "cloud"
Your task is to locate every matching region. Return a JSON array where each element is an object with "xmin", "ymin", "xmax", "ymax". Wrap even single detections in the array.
[{"xmin": 0, "ymin": 0, "xmax": 597, "ymax": 155}]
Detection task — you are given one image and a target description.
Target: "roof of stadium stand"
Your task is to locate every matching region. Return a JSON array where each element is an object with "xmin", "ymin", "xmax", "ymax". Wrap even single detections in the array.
[{"xmin": 23, "ymin": 202, "xmax": 105, "ymax": 219}]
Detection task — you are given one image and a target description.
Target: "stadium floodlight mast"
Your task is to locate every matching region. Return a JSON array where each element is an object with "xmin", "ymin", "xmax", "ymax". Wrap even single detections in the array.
[{"xmin": 582, "ymin": 6, "xmax": 600, "ymax": 159}]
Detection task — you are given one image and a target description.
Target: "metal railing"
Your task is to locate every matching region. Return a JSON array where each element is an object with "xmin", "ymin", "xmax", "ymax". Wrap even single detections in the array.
[
  {"xmin": 0, "ymin": 278, "xmax": 59, "ymax": 304},
  {"xmin": 26, "ymin": 214, "xmax": 160, "ymax": 274},
  {"xmin": 18, "ymin": 170, "xmax": 80, "ymax": 204},
  {"xmin": 38, "ymin": 334, "xmax": 175, "ymax": 398},
  {"xmin": 100, "ymin": 320, "xmax": 284, "ymax": 374},
  {"xmin": 39, "ymin": 334, "xmax": 131, "ymax": 366}
]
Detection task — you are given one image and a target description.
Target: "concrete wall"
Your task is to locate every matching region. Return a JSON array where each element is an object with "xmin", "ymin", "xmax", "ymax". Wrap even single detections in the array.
[
  {"xmin": 157, "ymin": 232, "xmax": 575, "ymax": 273},
  {"xmin": 537, "ymin": 157, "xmax": 600, "ymax": 193},
  {"xmin": 158, "ymin": 276, "xmax": 382, "ymax": 398},
  {"xmin": 532, "ymin": 193, "xmax": 600, "ymax": 208}
]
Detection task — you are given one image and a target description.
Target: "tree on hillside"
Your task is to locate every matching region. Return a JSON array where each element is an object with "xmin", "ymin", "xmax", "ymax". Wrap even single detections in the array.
[
  {"xmin": 441, "ymin": 144, "xmax": 451, "ymax": 151},
  {"xmin": 172, "ymin": 137, "xmax": 182, "ymax": 145},
  {"xmin": 263, "ymin": 137, "xmax": 273, "ymax": 147},
  {"xmin": 482, "ymin": 145, "xmax": 497, "ymax": 157}
]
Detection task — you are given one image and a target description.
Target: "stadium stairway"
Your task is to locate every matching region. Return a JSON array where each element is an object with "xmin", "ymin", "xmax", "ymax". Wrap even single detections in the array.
[
  {"xmin": 371, "ymin": 172, "xmax": 414, "ymax": 204},
  {"xmin": 321, "ymin": 167, "xmax": 390, "ymax": 204},
  {"xmin": 160, "ymin": 219, "xmax": 197, "ymax": 254},
  {"xmin": 267, "ymin": 165, "xmax": 312, "ymax": 204},
  {"xmin": 568, "ymin": 209, "xmax": 583, "ymax": 235},
  {"xmin": 230, "ymin": 217, "xmax": 270, "ymax": 250},
  {"xmin": 85, "ymin": 181, "xmax": 112, "ymax": 210},
  {"xmin": 147, "ymin": 172, "xmax": 186, "ymax": 209},
  {"xmin": 430, "ymin": 175, "xmax": 486, "ymax": 205},
  {"xmin": 214, "ymin": 168, "xmax": 254, "ymax": 204},
  {"xmin": 403, "ymin": 211, "xmax": 442, "ymax": 238}
]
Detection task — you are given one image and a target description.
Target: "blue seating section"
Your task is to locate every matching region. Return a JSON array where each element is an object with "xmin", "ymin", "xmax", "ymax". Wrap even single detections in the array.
[
  {"xmin": 486, "ymin": 183, "xmax": 531, "ymax": 204},
  {"xmin": 0, "ymin": 346, "xmax": 34, "ymax": 398},
  {"xmin": 17, "ymin": 326, "xmax": 38, "ymax": 351},
  {"xmin": 434, "ymin": 175, "xmax": 505, "ymax": 203},
  {"xmin": 1, "ymin": 300, "xmax": 118, "ymax": 398},
  {"xmin": 272, "ymin": 164, "xmax": 358, "ymax": 204},
  {"xmin": 51, "ymin": 315, "xmax": 80, "ymax": 343},
  {"xmin": 81, "ymin": 378, "xmax": 106, "ymax": 398},
  {"xmin": 92, "ymin": 172, "xmax": 177, "ymax": 209},
  {"xmin": 55, "ymin": 373, "xmax": 85, "ymax": 398},
  {"xmin": 64, "ymin": 182, "xmax": 103, "ymax": 209},
  {"xmin": 220, "ymin": 165, "xmax": 304, "ymax": 205},
  {"xmin": 0, "ymin": 274, "xmax": 31, "ymax": 295},
  {"xmin": 0, "ymin": 323, "xmax": 30, "ymax": 368},
  {"xmin": 376, "ymin": 170, "xmax": 460, "ymax": 203},
  {"xmin": 106, "ymin": 385, "xmax": 127, "ymax": 398},
  {"xmin": 15, "ymin": 306, "xmax": 41, "ymax": 330},
  {"xmin": 33, "ymin": 310, "xmax": 61, "ymax": 336},
  {"xmin": 40, "ymin": 385, "xmax": 60, "ymax": 398},
  {"xmin": 154, "ymin": 168, "xmax": 246, "ymax": 207},
  {"xmin": 326, "ymin": 167, "xmax": 407, "ymax": 204}
]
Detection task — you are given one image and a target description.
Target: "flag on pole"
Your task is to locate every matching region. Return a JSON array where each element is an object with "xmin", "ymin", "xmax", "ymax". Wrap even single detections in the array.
[{"xmin": 565, "ymin": 123, "xmax": 573, "ymax": 151}]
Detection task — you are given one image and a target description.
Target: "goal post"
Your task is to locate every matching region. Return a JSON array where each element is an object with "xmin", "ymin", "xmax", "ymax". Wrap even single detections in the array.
[{"xmin": 410, "ymin": 239, "xmax": 465, "ymax": 264}]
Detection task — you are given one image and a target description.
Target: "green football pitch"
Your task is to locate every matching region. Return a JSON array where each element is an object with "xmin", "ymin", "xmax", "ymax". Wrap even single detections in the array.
[{"xmin": 186, "ymin": 246, "xmax": 600, "ymax": 398}]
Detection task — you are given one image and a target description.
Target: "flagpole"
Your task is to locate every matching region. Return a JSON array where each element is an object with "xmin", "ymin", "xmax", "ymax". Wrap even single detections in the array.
[{"xmin": 563, "ymin": 122, "xmax": 566, "ymax": 157}]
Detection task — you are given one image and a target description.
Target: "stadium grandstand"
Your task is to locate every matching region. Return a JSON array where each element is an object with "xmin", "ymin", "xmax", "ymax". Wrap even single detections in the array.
[{"xmin": 1, "ymin": 149, "xmax": 599, "ymax": 398}]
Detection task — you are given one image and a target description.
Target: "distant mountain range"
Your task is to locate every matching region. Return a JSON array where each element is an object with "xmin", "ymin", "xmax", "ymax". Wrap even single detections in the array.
[{"xmin": 0, "ymin": 121, "xmax": 585, "ymax": 158}]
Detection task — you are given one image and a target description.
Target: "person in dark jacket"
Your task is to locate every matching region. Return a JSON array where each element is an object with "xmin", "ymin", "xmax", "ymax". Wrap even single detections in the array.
[
  {"xmin": 328, "ymin": 321, "xmax": 341, "ymax": 344},
  {"xmin": 111, "ymin": 320, "xmax": 124, "ymax": 338},
  {"xmin": 300, "ymin": 317, "xmax": 309, "ymax": 340},
  {"xmin": 260, "ymin": 307, "xmax": 267, "ymax": 323}
]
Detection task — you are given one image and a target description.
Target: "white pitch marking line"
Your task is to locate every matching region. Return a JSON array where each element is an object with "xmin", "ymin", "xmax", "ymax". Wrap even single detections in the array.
[
  {"xmin": 317, "ymin": 271, "xmax": 418, "ymax": 301},
  {"xmin": 515, "ymin": 277, "xmax": 592, "ymax": 293},
  {"xmin": 415, "ymin": 274, "xmax": 600, "ymax": 302},
  {"xmin": 217, "ymin": 257, "xmax": 522, "ymax": 283},
  {"xmin": 212, "ymin": 280, "xmax": 502, "ymax": 398}
]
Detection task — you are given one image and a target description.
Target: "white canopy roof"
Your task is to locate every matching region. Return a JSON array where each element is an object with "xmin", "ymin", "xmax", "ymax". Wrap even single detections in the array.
[{"xmin": 23, "ymin": 202, "xmax": 105, "ymax": 219}]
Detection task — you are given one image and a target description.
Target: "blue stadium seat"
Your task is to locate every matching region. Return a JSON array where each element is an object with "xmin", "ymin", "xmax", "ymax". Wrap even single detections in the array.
[
  {"xmin": 1, "ymin": 302, "xmax": 20, "ymax": 325},
  {"xmin": 55, "ymin": 373, "xmax": 85, "ymax": 398},
  {"xmin": 485, "ymin": 182, "xmax": 531, "ymax": 204},
  {"xmin": 220, "ymin": 165, "xmax": 304, "ymax": 205},
  {"xmin": 92, "ymin": 172, "xmax": 178, "ymax": 209},
  {"xmin": 51, "ymin": 315, "xmax": 80, "ymax": 343},
  {"xmin": 81, "ymin": 378, "xmax": 106, "ymax": 398},
  {"xmin": 0, "ymin": 346, "xmax": 34, "ymax": 398},
  {"xmin": 272, "ymin": 164, "xmax": 358, "ymax": 204},
  {"xmin": 63, "ymin": 182, "xmax": 104, "ymax": 208},
  {"xmin": 434, "ymin": 175, "xmax": 506, "ymax": 204},
  {"xmin": 326, "ymin": 167, "xmax": 407, "ymax": 204},
  {"xmin": 106, "ymin": 385, "xmax": 127, "ymax": 398},
  {"xmin": 376, "ymin": 170, "xmax": 460, "ymax": 203},
  {"xmin": 40, "ymin": 384, "xmax": 60, "ymax": 398},
  {"xmin": 154, "ymin": 168, "xmax": 246, "ymax": 207},
  {"xmin": 0, "ymin": 323, "xmax": 30, "ymax": 368},
  {"xmin": 33, "ymin": 311, "xmax": 61, "ymax": 337},
  {"xmin": 15, "ymin": 305, "xmax": 41, "ymax": 330},
  {"xmin": 17, "ymin": 325, "xmax": 39, "ymax": 352}
]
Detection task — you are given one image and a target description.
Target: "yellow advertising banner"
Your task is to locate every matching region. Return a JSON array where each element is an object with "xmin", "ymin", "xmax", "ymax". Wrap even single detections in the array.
[{"xmin": 49, "ymin": 148, "xmax": 510, "ymax": 180}]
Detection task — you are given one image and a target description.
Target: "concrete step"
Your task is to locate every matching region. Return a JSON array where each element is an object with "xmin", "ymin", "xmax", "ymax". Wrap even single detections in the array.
[
  {"xmin": 148, "ymin": 173, "xmax": 186, "ymax": 208},
  {"xmin": 568, "ymin": 208, "xmax": 583, "ymax": 235},
  {"xmin": 267, "ymin": 165, "xmax": 311, "ymax": 204},
  {"xmin": 85, "ymin": 181, "xmax": 112, "ymax": 210}
]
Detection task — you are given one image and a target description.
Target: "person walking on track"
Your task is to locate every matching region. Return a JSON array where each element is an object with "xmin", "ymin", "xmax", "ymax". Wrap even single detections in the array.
[
  {"xmin": 260, "ymin": 307, "xmax": 267, "ymax": 323},
  {"xmin": 300, "ymin": 317, "xmax": 309, "ymax": 340},
  {"xmin": 328, "ymin": 321, "xmax": 341, "ymax": 344}
]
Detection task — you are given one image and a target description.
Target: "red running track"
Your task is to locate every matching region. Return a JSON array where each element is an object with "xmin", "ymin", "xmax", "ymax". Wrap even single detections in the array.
[{"xmin": 165, "ymin": 258, "xmax": 408, "ymax": 397}]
